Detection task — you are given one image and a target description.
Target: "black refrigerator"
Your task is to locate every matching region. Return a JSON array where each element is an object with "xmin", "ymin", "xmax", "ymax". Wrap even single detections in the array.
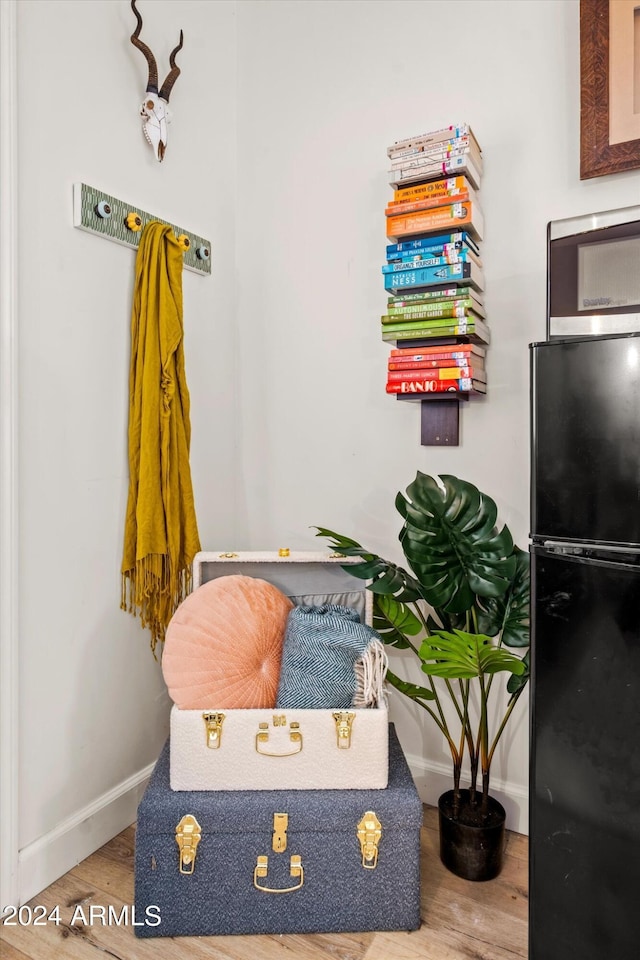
[{"xmin": 530, "ymin": 332, "xmax": 640, "ymax": 960}]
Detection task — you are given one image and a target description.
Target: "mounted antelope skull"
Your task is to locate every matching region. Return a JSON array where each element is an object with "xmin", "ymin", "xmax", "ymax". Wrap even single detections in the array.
[{"xmin": 130, "ymin": 0, "xmax": 183, "ymax": 162}]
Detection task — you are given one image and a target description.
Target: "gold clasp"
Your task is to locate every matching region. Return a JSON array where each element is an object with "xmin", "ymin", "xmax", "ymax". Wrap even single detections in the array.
[
  {"xmin": 176, "ymin": 814, "xmax": 201, "ymax": 875},
  {"xmin": 256, "ymin": 720, "xmax": 303, "ymax": 756},
  {"xmin": 278, "ymin": 548, "xmax": 290, "ymax": 557},
  {"xmin": 218, "ymin": 552, "xmax": 239, "ymax": 558},
  {"xmin": 253, "ymin": 855, "xmax": 304, "ymax": 893},
  {"xmin": 357, "ymin": 811, "xmax": 382, "ymax": 869},
  {"xmin": 332, "ymin": 711, "xmax": 356, "ymax": 749},
  {"xmin": 202, "ymin": 712, "xmax": 225, "ymax": 749},
  {"xmin": 272, "ymin": 813, "xmax": 288, "ymax": 852}
]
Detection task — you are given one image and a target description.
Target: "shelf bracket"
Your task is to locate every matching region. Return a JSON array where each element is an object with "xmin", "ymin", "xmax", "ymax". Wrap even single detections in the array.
[
  {"xmin": 420, "ymin": 397, "xmax": 465, "ymax": 446},
  {"xmin": 397, "ymin": 394, "xmax": 469, "ymax": 446}
]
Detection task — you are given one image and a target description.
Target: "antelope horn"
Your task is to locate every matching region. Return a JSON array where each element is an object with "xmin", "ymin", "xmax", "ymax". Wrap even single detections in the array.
[
  {"xmin": 158, "ymin": 30, "xmax": 183, "ymax": 103},
  {"xmin": 130, "ymin": 0, "xmax": 158, "ymax": 94}
]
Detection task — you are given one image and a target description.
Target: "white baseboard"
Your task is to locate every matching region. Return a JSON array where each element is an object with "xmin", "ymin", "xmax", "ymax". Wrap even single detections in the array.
[
  {"xmin": 18, "ymin": 763, "xmax": 155, "ymax": 905},
  {"xmin": 405, "ymin": 751, "xmax": 529, "ymax": 836}
]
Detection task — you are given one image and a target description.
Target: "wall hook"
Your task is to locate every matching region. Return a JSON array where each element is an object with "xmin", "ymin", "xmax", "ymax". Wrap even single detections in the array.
[{"xmin": 74, "ymin": 183, "xmax": 211, "ymax": 277}]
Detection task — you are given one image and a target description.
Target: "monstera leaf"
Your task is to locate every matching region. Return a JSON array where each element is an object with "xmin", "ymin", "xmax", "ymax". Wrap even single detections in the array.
[
  {"xmin": 420, "ymin": 629, "xmax": 526, "ymax": 680},
  {"xmin": 372, "ymin": 594, "xmax": 423, "ymax": 649},
  {"xmin": 507, "ymin": 650, "xmax": 530, "ymax": 697},
  {"xmin": 396, "ymin": 473, "xmax": 516, "ymax": 614},
  {"xmin": 476, "ymin": 546, "xmax": 530, "ymax": 648},
  {"xmin": 385, "ymin": 668, "xmax": 436, "ymax": 703},
  {"xmin": 313, "ymin": 527, "xmax": 424, "ymax": 603}
]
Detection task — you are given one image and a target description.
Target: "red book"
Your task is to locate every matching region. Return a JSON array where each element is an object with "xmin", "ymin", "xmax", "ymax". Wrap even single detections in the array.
[
  {"xmin": 389, "ymin": 343, "xmax": 486, "ymax": 359},
  {"xmin": 386, "ymin": 378, "xmax": 486, "ymax": 395},
  {"xmin": 388, "ymin": 354, "xmax": 482, "ymax": 371},
  {"xmin": 387, "ymin": 366, "xmax": 486, "ymax": 382}
]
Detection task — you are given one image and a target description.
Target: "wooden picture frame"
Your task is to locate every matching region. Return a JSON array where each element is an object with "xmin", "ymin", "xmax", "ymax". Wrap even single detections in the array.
[{"xmin": 580, "ymin": 0, "xmax": 640, "ymax": 179}]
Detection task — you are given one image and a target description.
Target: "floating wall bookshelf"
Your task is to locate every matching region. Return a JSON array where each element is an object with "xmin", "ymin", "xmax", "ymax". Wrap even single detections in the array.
[{"xmin": 381, "ymin": 124, "xmax": 489, "ymax": 446}]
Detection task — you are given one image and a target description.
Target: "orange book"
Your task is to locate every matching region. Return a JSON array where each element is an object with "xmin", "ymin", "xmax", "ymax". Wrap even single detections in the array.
[
  {"xmin": 386, "ymin": 201, "xmax": 484, "ymax": 243},
  {"xmin": 390, "ymin": 175, "xmax": 471, "ymax": 204},
  {"xmin": 385, "ymin": 182, "xmax": 477, "ymax": 218},
  {"xmin": 387, "ymin": 366, "xmax": 486, "ymax": 382}
]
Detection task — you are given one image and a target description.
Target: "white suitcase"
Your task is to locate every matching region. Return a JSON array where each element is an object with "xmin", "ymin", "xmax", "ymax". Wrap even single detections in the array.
[{"xmin": 169, "ymin": 550, "xmax": 389, "ymax": 791}]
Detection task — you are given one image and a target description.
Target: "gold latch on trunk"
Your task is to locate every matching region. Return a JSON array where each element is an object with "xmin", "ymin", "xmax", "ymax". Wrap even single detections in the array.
[
  {"xmin": 254, "ymin": 813, "xmax": 302, "ymax": 892},
  {"xmin": 176, "ymin": 814, "xmax": 201, "ymax": 875},
  {"xmin": 256, "ymin": 719, "xmax": 303, "ymax": 756},
  {"xmin": 202, "ymin": 712, "xmax": 225, "ymax": 749},
  {"xmin": 333, "ymin": 711, "xmax": 355, "ymax": 748},
  {"xmin": 357, "ymin": 811, "xmax": 382, "ymax": 869},
  {"xmin": 272, "ymin": 813, "xmax": 288, "ymax": 852}
]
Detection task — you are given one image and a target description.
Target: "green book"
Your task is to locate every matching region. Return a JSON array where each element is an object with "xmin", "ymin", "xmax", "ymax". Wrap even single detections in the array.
[{"xmin": 381, "ymin": 317, "xmax": 491, "ymax": 346}]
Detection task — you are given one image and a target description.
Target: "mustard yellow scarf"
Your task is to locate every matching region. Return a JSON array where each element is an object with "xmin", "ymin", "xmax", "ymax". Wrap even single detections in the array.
[{"xmin": 121, "ymin": 222, "xmax": 201, "ymax": 653}]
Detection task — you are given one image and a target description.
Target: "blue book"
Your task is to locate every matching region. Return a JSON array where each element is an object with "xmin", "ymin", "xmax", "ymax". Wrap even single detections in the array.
[
  {"xmin": 382, "ymin": 249, "xmax": 477, "ymax": 274},
  {"xmin": 384, "ymin": 260, "xmax": 483, "ymax": 293},
  {"xmin": 386, "ymin": 231, "xmax": 479, "ymax": 261}
]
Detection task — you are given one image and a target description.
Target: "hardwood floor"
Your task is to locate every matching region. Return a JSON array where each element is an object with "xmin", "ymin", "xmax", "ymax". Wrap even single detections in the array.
[{"xmin": 1, "ymin": 807, "xmax": 528, "ymax": 960}]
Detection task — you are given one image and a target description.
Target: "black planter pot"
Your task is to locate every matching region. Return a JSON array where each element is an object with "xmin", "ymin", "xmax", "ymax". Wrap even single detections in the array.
[{"xmin": 438, "ymin": 788, "xmax": 506, "ymax": 882}]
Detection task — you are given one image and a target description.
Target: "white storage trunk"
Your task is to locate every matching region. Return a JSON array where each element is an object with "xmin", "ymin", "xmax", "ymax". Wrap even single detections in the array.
[{"xmin": 169, "ymin": 551, "xmax": 389, "ymax": 791}]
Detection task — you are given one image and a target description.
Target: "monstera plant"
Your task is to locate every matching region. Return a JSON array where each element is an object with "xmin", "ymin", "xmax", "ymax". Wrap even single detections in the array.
[{"xmin": 316, "ymin": 472, "xmax": 530, "ymax": 880}]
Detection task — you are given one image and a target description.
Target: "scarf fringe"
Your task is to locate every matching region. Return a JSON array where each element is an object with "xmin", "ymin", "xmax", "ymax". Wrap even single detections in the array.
[
  {"xmin": 121, "ymin": 555, "xmax": 192, "ymax": 657},
  {"xmin": 353, "ymin": 638, "xmax": 389, "ymax": 708}
]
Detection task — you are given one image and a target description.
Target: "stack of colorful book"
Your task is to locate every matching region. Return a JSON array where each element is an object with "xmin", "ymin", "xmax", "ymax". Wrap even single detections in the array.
[
  {"xmin": 386, "ymin": 342, "xmax": 487, "ymax": 396},
  {"xmin": 382, "ymin": 124, "xmax": 489, "ymax": 398}
]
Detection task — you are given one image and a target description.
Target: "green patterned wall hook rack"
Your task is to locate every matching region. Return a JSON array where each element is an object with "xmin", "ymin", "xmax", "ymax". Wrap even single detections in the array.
[{"xmin": 72, "ymin": 183, "xmax": 212, "ymax": 276}]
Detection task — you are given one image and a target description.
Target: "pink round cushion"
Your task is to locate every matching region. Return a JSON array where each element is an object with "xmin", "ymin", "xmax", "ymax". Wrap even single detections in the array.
[{"xmin": 162, "ymin": 575, "xmax": 293, "ymax": 709}]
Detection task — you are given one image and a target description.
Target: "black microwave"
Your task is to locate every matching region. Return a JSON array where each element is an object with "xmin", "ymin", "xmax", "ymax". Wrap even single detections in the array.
[{"xmin": 547, "ymin": 204, "xmax": 640, "ymax": 338}]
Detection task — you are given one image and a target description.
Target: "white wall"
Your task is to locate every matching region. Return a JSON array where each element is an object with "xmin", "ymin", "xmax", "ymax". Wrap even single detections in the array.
[
  {"xmin": 14, "ymin": 0, "xmax": 237, "ymax": 901},
  {"xmin": 235, "ymin": 0, "xmax": 640, "ymax": 832}
]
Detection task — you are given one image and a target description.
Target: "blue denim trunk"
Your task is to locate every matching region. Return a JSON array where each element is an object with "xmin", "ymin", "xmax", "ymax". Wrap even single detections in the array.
[{"xmin": 134, "ymin": 724, "xmax": 422, "ymax": 937}]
